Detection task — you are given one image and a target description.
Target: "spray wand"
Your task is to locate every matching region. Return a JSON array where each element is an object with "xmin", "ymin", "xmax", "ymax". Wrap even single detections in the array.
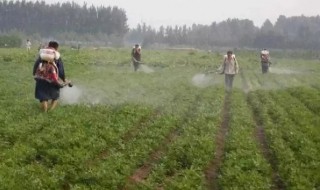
[
  {"xmin": 132, "ymin": 57, "xmax": 145, "ymax": 65},
  {"xmin": 204, "ymin": 65, "xmax": 224, "ymax": 76}
]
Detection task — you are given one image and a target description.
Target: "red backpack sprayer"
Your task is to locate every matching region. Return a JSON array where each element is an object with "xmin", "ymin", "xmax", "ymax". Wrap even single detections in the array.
[{"xmin": 35, "ymin": 48, "xmax": 73, "ymax": 88}]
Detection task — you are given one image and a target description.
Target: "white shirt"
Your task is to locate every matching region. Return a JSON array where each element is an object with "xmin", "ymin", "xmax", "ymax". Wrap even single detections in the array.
[
  {"xmin": 26, "ymin": 41, "xmax": 31, "ymax": 49},
  {"xmin": 223, "ymin": 54, "xmax": 239, "ymax": 75}
]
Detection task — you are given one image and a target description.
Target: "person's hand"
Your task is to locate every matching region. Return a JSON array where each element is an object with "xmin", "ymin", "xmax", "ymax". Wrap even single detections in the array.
[
  {"xmin": 63, "ymin": 78, "xmax": 71, "ymax": 84},
  {"xmin": 64, "ymin": 79, "xmax": 73, "ymax": 87},
  {"xmin": 56, "ymin": 82, "xmax": 65, "ymax": 88}
]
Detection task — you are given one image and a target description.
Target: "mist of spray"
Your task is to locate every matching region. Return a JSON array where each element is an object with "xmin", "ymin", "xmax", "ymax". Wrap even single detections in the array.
[
  {"xmin": 60, "ymin": 85, "xmax": 108, "ymax": 105},
  {"xmin": 59, "ymin": 83, "xmax": 162, "ymax": 106},
  {"xmin": 60, "ymin": 86, "xmax": 82, "ymax": 105},
  {"xmin": 139, "ymin": 64, "xmax": 154, "ymax": 73},
  {"xmin": 191, "ymin": 73, "xmax": 215, "ymax": 88},
  {"xmin": 269, "ymin": 67, "xmax": 299, "ymax": 74},
  {"xmin": 240, "ymin": 65, "xmax": 308, "ymax": 94}
]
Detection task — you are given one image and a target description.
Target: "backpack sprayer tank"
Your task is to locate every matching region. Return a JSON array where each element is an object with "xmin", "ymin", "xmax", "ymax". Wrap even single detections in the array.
[
  {"xmin": 39, "ymin": 48, "xmax": 60, "ymax": 62},
  {"xmin": 37, "ymin": 48, "xmax": 73, "ymax": 87}
]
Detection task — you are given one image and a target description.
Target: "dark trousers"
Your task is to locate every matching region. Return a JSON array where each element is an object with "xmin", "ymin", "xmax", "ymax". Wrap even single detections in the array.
[
  {"xmin": 133, "ymin": 61, "xmax": 140, "ymax": 71},
  {"xmin": 35, "ymin": 79, "xmax": 60, "ymax": 102},
  {"xmin": 261, "ymin": 62, "xmax": 269, "ymax": 73},
  {"xmin": 225, "ymin": 74, "xmax": 235, "ymax": 92}
]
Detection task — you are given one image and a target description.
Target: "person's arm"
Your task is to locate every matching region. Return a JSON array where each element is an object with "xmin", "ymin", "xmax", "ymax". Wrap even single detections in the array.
[
  {"xmin": 137, "ymin": 49, "xmax": 141, "ymax": 61},
  {"xmin": 131, "ymin": 49, "xmax": 138, "ymax": 62},
  {"xmin": 56, "ymin": 58, "xmax": 66, "ymax": 82},
  {"xmin": 218, "ymin": 56, "xmax": 226, "ymax": 74},
  {"xmin": 33, "ymin": 57, "xmax": 41, "ymax": 76},
  {"xmin": 268, "ymin": 55, "xmax": 272, "ymax": 65},
  {"xmin": 234, "ymin": 56, "xmax": 239, "ymax": 74}
]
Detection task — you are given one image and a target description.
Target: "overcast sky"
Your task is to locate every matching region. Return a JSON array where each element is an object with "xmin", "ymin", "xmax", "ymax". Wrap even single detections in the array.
[{"xmin": 31, "ymin": 0, "xmax": 319, "ymax": 28}]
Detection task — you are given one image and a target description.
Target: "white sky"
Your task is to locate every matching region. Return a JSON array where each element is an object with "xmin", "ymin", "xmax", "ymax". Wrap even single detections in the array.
[{"xmin": 30, "ymin": 0, "xmax": 320, "ymax": 28}]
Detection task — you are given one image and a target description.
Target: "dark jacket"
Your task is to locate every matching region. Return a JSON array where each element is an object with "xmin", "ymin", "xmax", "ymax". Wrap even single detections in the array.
[{"xmin": 131, "ymin": 48, "xmax": 141, "ymax": 62}]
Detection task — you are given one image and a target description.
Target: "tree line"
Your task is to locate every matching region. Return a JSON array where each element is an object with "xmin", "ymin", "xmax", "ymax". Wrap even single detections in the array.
[
  {"xmin": 0, "ymin": 0, "xmax": 128, "ymax": 37},
  {"xmin": 0, "ymin": 1, "xmax": 320, "ymax": 49},
  {"xmin": 127, "ymin": 15, "xmax": 320, "ymax": 50}
]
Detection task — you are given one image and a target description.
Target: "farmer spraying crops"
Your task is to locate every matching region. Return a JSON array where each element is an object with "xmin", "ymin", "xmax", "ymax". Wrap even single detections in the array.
[
  {"xmin": 219, "ymin": 50, "xmax": 239, "ymax": 92},
  {"xmin": 260, "ymin": 49, "xmax": 271, "ymax": 73},
  {"xmin": 33, "ymin": 41, "xmax": 71, "ymax": 112},
  {"xmin": 131, "ymin": 44, "xmax": 141, "ymax": 71}
]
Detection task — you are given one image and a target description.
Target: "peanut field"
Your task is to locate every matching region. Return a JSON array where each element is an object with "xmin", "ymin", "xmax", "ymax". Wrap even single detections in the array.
[{"xmin": 0, "ymin": 47, "xmax": 319, "ymax": 190}]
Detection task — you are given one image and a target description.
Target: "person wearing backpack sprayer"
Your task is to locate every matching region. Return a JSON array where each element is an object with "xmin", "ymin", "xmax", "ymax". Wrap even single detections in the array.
[
  {"xmin": 260, "ymin": 49, "xmax": 271, "ymax": 74},
  {"xmin": 131, "ymin": 44, "xmax": 141, "ymax": 71},
  {"xmin": 219, "ymin": 50, "xmax": 239, "ymax": 92},
  {"xmin": 33, "ymin": 41, "xmax": 70, "ymax": 112}
]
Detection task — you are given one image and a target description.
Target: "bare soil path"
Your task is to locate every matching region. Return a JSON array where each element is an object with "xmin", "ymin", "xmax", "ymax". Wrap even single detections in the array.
[{"xmin": 205, "ymin": 92, "xmax": 231, "ymax": 190}]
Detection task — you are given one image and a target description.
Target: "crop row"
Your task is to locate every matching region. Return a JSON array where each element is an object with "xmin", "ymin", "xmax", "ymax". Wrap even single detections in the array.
[
  {"xmin": 287, "ymin": 86, "xmax": 320, "ymax": 115},
  {"xmin": 68, "ymin": 85, "xmax": 205, "ymax": 189},
  {"xmin": 218, "ymin": 90, "xmax": 272, "ymax": 190},
  {"xmin": 135, "ymin": 87, "xmax": 224, "ymax": 189},
  {"xmin": 0, "ymin": 105, "xmax": 153, "ymax": 189},
  {"xmin": 248, "ymin": 89, "xmax": 320, "ymax": 189}
]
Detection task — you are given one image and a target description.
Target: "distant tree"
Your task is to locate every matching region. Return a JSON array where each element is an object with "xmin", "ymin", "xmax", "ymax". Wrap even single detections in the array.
[
  {"xmin": 253, "ymin": 31, "xmax": 286, "ymax": 48},
  {"xmin": 261, "ymin": 19, "xmax": 274, "ymax": 33},
  {"xmin": 0, "ymin": 1, "xmax": 128, "ymax": 38},
  {"xmin": 126, "ymin": 15, "xmax": 320, "ymax": 49}
]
